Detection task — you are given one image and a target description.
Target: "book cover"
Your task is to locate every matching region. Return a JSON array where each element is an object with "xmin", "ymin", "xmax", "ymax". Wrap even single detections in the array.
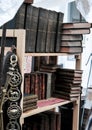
[
  {"xmin": 36, "ymin": 7, "xmax": 49, "ymax": 52},
  {"xmin": 25, "ymin": 5, "xmax": 39, "ymax": 52},
  {"xmin": 61, "ymin": 41, "xmax": 82, "ymax": 47},
  {"xmin": 61, "ymin": 34, "xmax": 83, "ymax": 41},
  {"xmin": 46, "ymin": 10, "xmax": 58, "ymax": 52},
  {"xmin": 15, "ymin": 3, "xmax": 27, "ymax": 29},
  {"xmin": 55, "ymin": 12, "xmax": 64, "ymax": 52},
  {"xmin": 60, "ymin": 46, "xmax": 83, "ymax": 53},
  {"xmin": 62, "ymin": 22, "xmax": 91, "ymax": 29}
]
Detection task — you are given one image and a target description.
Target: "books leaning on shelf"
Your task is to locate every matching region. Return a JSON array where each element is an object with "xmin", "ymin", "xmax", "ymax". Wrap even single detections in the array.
[
  {"xmin": 52, "ymin": 68, "xmax": 83, "ymax": 100},
  {"xmin": 23, "ymin": 94, "xmax": 38, "ymax": 112}
]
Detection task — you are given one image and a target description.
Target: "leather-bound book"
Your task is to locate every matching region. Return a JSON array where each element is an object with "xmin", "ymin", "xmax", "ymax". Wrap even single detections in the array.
[
  {"xmin": 15, "ymin": 3, "xmax": 27, "ymax": 29},
  {"xmin": 24, "ymin": 73, "xmax": 31, "ymax": 94},
  {"xmin": 55, "ymin": 12, "xmax": 64, "ymax": 52},
  {"xmin": 25, "ymin": 5, "xmax": 39, "ymax": 52},
  {"xmin": 46, "ymin": 10, "xmax": 58, "ymax": 52},
  {"xmin": 61, "ymin": 34, "xmax": 83, "ymax": 41},
  {"xmin": 24, "ymin": 0, "xmax": 34, "ymax": 4},
  {"xmin": 36, "ymin": 8, "xmax": 49, "ymax": 52}
]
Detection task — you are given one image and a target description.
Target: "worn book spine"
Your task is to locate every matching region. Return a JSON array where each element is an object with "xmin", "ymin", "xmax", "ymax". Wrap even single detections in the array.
[
  {"xmin": 25, "ymin": 5, "xmax": 39, "ymax": 52},
  {"xmin": 62, "ymin": 22, "xmax": 91, "ymax": 29},
  {"xmin": 60, "ymin": 46, "xmax": 83, "ymax": 54},
  {"xmin": 15, "ymin": 3, "xmax": 27, "ymax": 29},
  {"xmin": 56, "ymin": 112, "xmax": 61, "ymax": 130},
  {"xmin": 45, "ymin": 73, "xmax": 52, "ymax": 99},
  {"xmin": 36, "ymin": 8, "xmax": 49, "ymax": 52},
  {"xmin": 61, "ymin": 41, "xmax": 82, "ymax": 47},
  {"xmin": 55, "ymin": 12, "xmax": 64, "ymax": 52},
  {"xmin": 46, "ymin": 10, "xmax": 58, "ymax": 52},
  {"xmin": 62, "ymin": 29, "xmax": 90, "ymax": 35},
  {"xmin": 24, "ymin": 73, "xmax": 31, "ymax": 94},
  {"xmin": 61, "ymin": 34, "xmax": 83, "ymax": 41},
  {"xmin": 24, "ymin": 0, "xmax": 34, "ymax": 4}
]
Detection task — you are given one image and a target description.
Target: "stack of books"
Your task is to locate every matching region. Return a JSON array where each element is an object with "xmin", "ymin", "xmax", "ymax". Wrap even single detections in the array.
[
  {"xmin": 52, "ymin": 68, "xmax": 83, "ymax": 100},
  {"xmin": 60, "ymin": 22, "xmax": 91, "ymax": 54},
  {"xmin": 23, "ymin": 94, "xmax": 38, "ymax": 112}
]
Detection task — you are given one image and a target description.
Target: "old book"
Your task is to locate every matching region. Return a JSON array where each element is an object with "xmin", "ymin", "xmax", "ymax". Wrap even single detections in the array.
[
  {"xmin": 23, "ymin": 105, "xmax": 37, "ymax": 112},
  {"xmin": 56, "ymin": 112, "xmax": 61, "ymax": 130},
  {"xmin": 60, "ymin": 46, "xmax": 83, "ymax": 53},
  {"xmin": 25, "ymin": 5, "xmax": 39, "ymax": 52},
  {"xmin": 61, "ymin": 34, "xmax": 83, "ymax": 41},
  {"xmin": 55, "ymin": 12, "xmax": 64, "ymax": 52},
  {"xmin": 23, "ymin": 102, "xmax": 37, "ymax": 109},
  {"xmin": 54, "ymin": 85, "xmax": 81, "ymax": 94},
  {"xmin": 23, "ymin": 94, "xmax": 38, "ymax": 101},
  {"xmin": 24, "ymin": 0, "xmax": 33, "ymax": 4},
  {"xmin": 30, "ymin": 73, "xmax": 36, "ymax": 94},
  {"xmin": 36, "ymin": 8, "xmax": 49, "ymax": 52},
  {"xmin": 46, "ymin": 10, "xmax": 58, "ymax": 52},
  {"xmin": 62, "ymin": 28, "xmax": 90, "ymax": 35},
  {"xmin": 53, "ymin": 90, "xmax": 80, "ymax": 97},
  {"xmin": 62, "ymin": 22, "xmax": 91, "ymax": 29},
  {"xmin": 15, "ymin": 3, "xmax": 27, "ymax": 29},
  {"xmin": 61, "ymin": 41, "xmax": 82, "ymax": 47},
  {"xmin": 44, "ymin": 111, "xmax": 56, "ymax": 130},
  {"xmin": 24, "ymin": 73, "xmax": 31, "ymax": 94},
  {"xmin": 56, "ymin": 68, "xmax": 82, "ymax": 77}
]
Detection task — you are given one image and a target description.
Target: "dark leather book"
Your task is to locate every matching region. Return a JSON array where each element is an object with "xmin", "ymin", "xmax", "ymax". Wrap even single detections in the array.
[
  {"xmin": 36, "ymin": 8, "xmax": 49, "ymax": 52},
  {"xmin": 41, "ymin": 73, "xmax": 46, "ymax": 99},
  {"xmin": 56, "ymin": 68, "xmax": 82, "ymax": 77},
  {"xmin": 60, "ymin": 46, "xmax": 83, "ymax": 54},
  {"xmin": 62, "ymin": 22, "xmax": 91, "ymax": 29},
  {"xmin": 15, "ymin": 3, "xmax": 27, "ymax": 29},
  {"xmin": 45, "ymin": 10, "xmax": 58, "ymax": 52},
  {"xmin": 62, "ymin": 28, "xmax": 90, "ymax": 35},
  {"xmin": 61, "ymin": 41, "xmax": 82, "ymax": 47},
  {"xmin": 56, "ymin": 112, "xmax": 61, "ymax": 130},
  {"xmin": 23, "ymin": 94, "xmax": 38, "ymax": 101},
  {"xmin": 30, "ymin": 73, "xmax": 36, "ymax": 94},
  {"xmin": 25, "ymin": 5, "xmax": 39, "ymax": 52},
  {"xmin": 24, "ymin": 73, "xmax": 31, "ymax": 94},
  {"xmin": 23, "ymin": 102, "xmax": 37, "ymax": 109},
  {"xmin": 55, "ymin": 12, "xmax": 64, "ymax": 52},
  {"xmin": 44, "ymin": 111, "xmax": 56, "ymax": 130},
  {"xmin": 61, "ymin": 34, "xmax": 83, "ymax": 41},
  {"xmin": 24, "ymin": 0, "xmax": 34, "ymax": 4},
  {"xmin": 23, "ymin": 105, "xmax": 37, "ymax": 112}
]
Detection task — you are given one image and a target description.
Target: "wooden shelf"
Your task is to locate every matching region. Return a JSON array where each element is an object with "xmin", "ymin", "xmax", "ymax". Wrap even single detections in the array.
[{"xmin": 22, "ymin": 98, "xmax": 75, "ymax": 119}]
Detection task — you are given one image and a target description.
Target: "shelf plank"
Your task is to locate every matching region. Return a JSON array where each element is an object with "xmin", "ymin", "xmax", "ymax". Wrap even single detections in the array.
[
  {"xmin": 24, "ymin": 53, "xmax": 76, "ymax": 56},
  {"xmin": 22, "ymin": 98, "xmax": 76, "ymax": 119}
]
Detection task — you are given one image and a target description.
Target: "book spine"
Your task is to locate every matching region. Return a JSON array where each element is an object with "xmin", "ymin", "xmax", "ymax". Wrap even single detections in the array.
[
  {"xmin": 25, "ymin": 5, "xmax": 39, "ymax": 52},
  {"xmin": 55, "ymin": 12, "xmax": 64, "ymax": 52},
  {"xmin": 36, "ymin": 8, "xmax": 49, "ymax": 52},
  {"xmin": 46, "ymin": 10, "xmax": 58, "ymax": 52}
]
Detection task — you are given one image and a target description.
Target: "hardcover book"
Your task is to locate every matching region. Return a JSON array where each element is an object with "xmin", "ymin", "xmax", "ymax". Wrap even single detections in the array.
[
  {"xmin": 45, "ymin": 10, "xmax": 58, "ymax": 52},
  {"xmin": 55, "ymin": 12, "xmax": 64, "ymax": 52},
  {"xmin": 36, "ymin": 8, "xmax": 49, "ymax": 52},
  {"xmin": 25, "ymin": 5, "xmax": 39, "ymax": 52}
]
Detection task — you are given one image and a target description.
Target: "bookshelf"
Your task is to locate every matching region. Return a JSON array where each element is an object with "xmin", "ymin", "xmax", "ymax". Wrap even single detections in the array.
[{"xmin": 0, "ymin": 29, "xmax": 81, "ymax": 130}]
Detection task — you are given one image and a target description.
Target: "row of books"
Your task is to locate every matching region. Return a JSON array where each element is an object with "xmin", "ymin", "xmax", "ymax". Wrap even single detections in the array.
[
  {"xmin": 23, "ymin": 94, "xmax": 38, "ymax": 112},
  {"xmin": 6, "ymin": 3, "xmax": 64, "ymax": 53},
  {"xmin": 24, "ymin": 71, "xmax": 54, "ymax": 100},
  {"xmin": 60, "ymin": 22, "xmax": 91, "ymax": 54},
  {"xmin": 52, "ymin": 68, "xmax": 83, "ymax": 100},
  {"xmin": 22, "ymin": 111, "xmax": 61, "ymax": 130}
]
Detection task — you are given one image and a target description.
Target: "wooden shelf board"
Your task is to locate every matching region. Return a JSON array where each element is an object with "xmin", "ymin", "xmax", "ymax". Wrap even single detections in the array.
[
  {"xmin": 22, "ymin": 98, "xmax": 75, "ymax": 119},
  {"xmin": 24, "ymin": 53, "xmax": 75, "ymax": 56}
]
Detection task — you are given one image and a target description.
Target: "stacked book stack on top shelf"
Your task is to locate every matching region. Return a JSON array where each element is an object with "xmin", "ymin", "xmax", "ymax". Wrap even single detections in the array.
[{"xmin": 60, "ymin": 23, "xmax": 91, "ymax": 54}]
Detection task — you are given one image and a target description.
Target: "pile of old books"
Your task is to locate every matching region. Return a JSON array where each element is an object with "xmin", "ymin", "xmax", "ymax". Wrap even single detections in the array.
[
  {"xmin": 23, "ymin": 94, "xmax": 38, "ymax": 112},
  {"xmin": 60, "ymin": 22, "xmax": 91, "ymax": 54},
  {"xmin": 52, "ymin": 68, "xmax": 83, "ymax": 100}
]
